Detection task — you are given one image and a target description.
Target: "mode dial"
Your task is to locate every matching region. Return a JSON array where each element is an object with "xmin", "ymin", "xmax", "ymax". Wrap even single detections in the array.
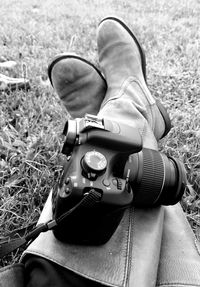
[{"xmin": 82, "ymin": 150, "xmax": 107, "ymax": 178}]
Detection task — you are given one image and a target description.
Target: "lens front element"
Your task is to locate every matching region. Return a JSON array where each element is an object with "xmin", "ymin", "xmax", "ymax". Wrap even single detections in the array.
[{"xmin": 124, "ymin": 149, "xmax": 187, "ymax": 206}]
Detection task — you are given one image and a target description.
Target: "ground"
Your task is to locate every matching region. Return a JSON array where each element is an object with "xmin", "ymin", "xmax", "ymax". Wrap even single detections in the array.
[{"xmin": 0, "ymin": 0, "xmax": 200, "ymax": 265}]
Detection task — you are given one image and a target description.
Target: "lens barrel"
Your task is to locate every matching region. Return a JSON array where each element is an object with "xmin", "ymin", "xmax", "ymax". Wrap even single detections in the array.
[{"xmin": 124, "ymin": 149, "xmax": 187, "ymax": 206}]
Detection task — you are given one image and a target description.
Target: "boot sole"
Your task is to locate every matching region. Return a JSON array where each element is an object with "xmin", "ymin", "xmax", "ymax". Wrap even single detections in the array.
[
  {"xmin": 48, "ymin": 53, "xmax": 107, "ymax": 88},
  {"xmin": 99, "ymin": 16, "xmax": 171, "ymax": 137}
]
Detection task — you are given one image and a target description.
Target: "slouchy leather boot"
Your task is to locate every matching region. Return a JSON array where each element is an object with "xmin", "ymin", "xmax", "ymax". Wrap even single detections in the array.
[
  {"xmin": 97, "ymin": 17, "xmax": 171, "ymax": 142},
  {"xmin": 48, "ymin": 54, "xmax": 107, "ymax": 118}
]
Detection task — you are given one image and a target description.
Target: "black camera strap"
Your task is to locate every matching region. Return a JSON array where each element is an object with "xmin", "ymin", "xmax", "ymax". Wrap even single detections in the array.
[{"xmin": 0, "ymin": 189, "xmax": 101, "ymax": 259}]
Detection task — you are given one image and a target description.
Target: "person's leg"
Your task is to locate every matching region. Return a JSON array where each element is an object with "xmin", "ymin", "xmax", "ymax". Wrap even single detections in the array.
[
  {"xmin": 25, "ymin": 255, "xmax": 104, "ymax": 287},
  {"xmin": 23, "ymin": 18, "xmax": 166, "ymax": 287},
  {"xmin": 95, "ymin": 16, "xmax": 165, "ymax": 287},
  {"xmin": 157, "ymin": 204, "xmax": 200, "ymax": 286},
  {"xmin": 97, "ymin": 17, "xmax": 200, "ymax": 286}
]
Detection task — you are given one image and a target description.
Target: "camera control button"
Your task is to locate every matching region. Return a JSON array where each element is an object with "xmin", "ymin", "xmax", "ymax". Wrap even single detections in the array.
[
  {"xmin": 112, "ymin": 178, "xmax": 122, "ymax": 190},
  {"xmin": 112, "ymin": 178, "xmax": 118, "ymax": 186},
  {"xmin": 117, "ymin": 179, "xmax": 122, "ymax": 190},
  {"xmin": 103, "ymin": 179, "xmax": 110, "ymax": 187}
]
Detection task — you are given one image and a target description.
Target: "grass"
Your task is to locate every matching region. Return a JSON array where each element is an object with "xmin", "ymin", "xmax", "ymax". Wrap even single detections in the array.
[{"xmin": 0, "ymin": 0, "xmax": 200, "ymax": 265}]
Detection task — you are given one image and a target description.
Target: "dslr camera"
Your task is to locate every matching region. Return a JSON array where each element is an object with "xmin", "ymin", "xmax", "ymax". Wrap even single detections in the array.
[{"xmin": 52, "ymin": 114, "xmax": 186, "ymax": 245}]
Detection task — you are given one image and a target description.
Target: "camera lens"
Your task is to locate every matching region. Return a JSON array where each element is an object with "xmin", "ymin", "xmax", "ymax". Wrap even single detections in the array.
[{"xmin": 124, "ymin": 148, "xmax": 187, "ymax": 207}]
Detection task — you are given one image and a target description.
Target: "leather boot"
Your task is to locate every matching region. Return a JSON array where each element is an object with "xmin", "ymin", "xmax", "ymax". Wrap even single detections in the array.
[
  {"xmin": 48, "ymin": 54, "xmax": 107, "ymax": 118},
  {"xmin": 97, "ymin": 17, "xmax": 171, "ymax": 140}
]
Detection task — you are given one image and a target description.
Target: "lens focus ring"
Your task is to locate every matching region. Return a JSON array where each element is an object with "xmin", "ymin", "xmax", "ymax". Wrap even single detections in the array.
[{"xmin": 132, "ymin": 149, "xmax": 165, "ymax": 207}]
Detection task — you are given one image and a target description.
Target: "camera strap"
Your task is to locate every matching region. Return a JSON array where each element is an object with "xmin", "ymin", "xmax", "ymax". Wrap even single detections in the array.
[{"xmin": 0, "ymin": 189, "xmax": 101, "ymax": 259}]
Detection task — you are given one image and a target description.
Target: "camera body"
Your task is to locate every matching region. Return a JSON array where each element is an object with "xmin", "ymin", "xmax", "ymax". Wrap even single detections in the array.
[{"xmin": 52, "ymin": 114, "xmax": 186, "ymax": 244}]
